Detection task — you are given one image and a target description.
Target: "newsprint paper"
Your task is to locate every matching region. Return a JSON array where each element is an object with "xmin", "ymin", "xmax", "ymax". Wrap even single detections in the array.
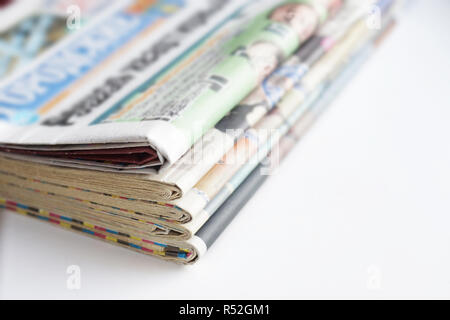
[{"xmin": 0, "ymin": 0, "xmax": 338, "ymax": 169}]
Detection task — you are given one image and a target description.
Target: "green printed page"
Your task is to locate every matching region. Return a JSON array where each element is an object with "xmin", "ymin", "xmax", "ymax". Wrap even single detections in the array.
[{"xmin": 173, "ymin": 0, "xmax": 329, "ymax": 145}]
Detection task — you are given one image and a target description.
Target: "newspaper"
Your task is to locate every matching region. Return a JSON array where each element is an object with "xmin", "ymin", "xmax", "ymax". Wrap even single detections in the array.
[
  {"xmin": 0, "ymin": 0, "xmax": 355, "ymax": 219},
  {"xmin": 0, "ymin": 16, "xmax": 394, "ymax": 262},
  {"xmin": 0, "ymin": 5, "xmax": 398, "ymax": 263},
  {"xmin": 0, "ymin": 0, "xmax": 337, "ymax": 170},
  {"xmin": 0, "ymin": 6, "xmax": 381, "ymax": 241}
]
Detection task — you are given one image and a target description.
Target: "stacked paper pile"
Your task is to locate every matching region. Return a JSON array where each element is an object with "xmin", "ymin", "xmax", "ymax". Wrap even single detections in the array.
[{"xmin": 0, "ymin": 0, "xmax": 398, "ymax": 263}]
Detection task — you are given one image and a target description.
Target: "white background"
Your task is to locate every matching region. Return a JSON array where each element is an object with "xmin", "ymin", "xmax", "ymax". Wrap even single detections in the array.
[{"xmin": 1, "ymin": 0, "xmax": 450, "ymax": 299}]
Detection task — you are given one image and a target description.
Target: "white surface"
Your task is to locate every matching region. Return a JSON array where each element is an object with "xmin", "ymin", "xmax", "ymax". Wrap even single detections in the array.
[{"xmin": 1, "ymin": 0, "xmax": 450, "ymax": 299}]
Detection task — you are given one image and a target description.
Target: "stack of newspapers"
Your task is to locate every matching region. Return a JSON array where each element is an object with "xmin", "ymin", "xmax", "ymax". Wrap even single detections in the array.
[{"xmin": 0, "ymin": 0, "xmax": 398, "ymax": 263}]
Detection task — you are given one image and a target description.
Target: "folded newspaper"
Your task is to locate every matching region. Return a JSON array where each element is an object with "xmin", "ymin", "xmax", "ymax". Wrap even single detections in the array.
[
  {"xmin": 0, "ymin": 0, "xmax": 340, "ymax": 170},
  {"xmin": 1, "ymin": 13, "xmax": 397, "ymax": 262},
  {"xmin": 1, "ymin": 0, "xmax": 368, "ymax": 239},
  {"xmin": 0, "ymin": 0, "xmax": 399, "ymax": 263}
]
